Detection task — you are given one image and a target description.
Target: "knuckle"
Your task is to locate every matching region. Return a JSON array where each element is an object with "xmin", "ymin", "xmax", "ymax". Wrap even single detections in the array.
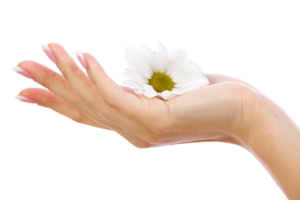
[
  {"xmin": 39, "ymin": 71, "xmax": 60, "ymax": 89},
  {"xmin": 58, "ymin": 58, "xmax": 79, "ymax": 74},
  {"xmin": 105, "ymin": 98, "xmax": 118, "ymax": 109},
  {"xmin": 37, "ymin": 97, "xmax": 51, "ymax": 108},
  {"xmin": 72, "ymin": 111, "xmax": 85, "ymax": 124},
  {"xmin": 90, "ymin": 74, "xmax": 98, "ymax": 86},
  {"xmin": 83, "ymin": 100, "xmax": 95, "ymax": 111}
]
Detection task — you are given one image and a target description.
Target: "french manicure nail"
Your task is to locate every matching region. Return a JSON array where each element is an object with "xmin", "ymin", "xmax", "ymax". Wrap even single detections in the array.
[
  {"xmin": 41, "ymin": 44, "xmax": 57, "ymax": 64},
  {"xmin": 76, "ymin": 50, "xmax": 88, "ymax": 70},
  {"xmin": 15, "ymin": 95, "xmax": 36, "ymax": 103},
  {"xmin": 12, "ymin": 66, "xmax": 33, "ymax": 79}
]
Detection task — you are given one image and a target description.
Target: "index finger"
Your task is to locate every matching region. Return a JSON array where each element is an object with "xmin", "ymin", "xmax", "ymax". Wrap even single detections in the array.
[{"xmin": 80, "ymin": 52, "xmax": 150, "ymax": 122}]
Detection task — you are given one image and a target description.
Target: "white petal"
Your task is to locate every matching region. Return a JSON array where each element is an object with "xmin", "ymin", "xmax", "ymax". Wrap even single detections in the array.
[
  {"xmin": 132, "ymin": 43, "xmax": 154, "ymax": 79},
  {"xmin": 134, "ymin": 88, "xmax": 143, "ymax": 95},
  {"xmin": 142, "ymin": 83, "xmax": 157, "ymax": 93},
  {"xmin": 124, "ymin": 47, "xmax": 153, "ymax": 79},
  {"xmin": 123, "ymin": 42, "xmax": 209, "ymax": 100},
  {"xmin": 198, "ymin": 68, "xmax": 207, "ymax": 76},
  {"xmin": 125, "ymin": 82, "xmax": 158, "ymax": 98},
  {"xmin": 140, "ymin": 44, "xmax": 152, "ymax": 59},
  {"xmin": 174, "ymin": 76, "xmax": 209, "ymax": 89},
  {"xmin": 125, "ymin": 81, "xmax": 161, "ymax": 99},
  {"xmin": 158, "ymin": 90, "xmax": 182, "ymax": 100},
  {"xmin": 157, "ymin": 84, "xmax": 205, "ymax": 100},
  {"xmin": 131, "ymin": 47, "xmax": 153, "ymax": 79},
  {"xmin": 189, "ymin": 59, "xmax": 207, "ymax": 76},
  {"xmin": 124, "ymin": 80, "xmax": 143, "ymax": 89},
  {"xmin": 122, "ymin": 67, "xmax": 130, "ymax": 73},
  {"xmin": 142, "ymin": 91, "xmax": 158, "ymax": 98},
  {"xmin": 172, "ymin": 60, "xmax": 209, "ymax": 88},
  {"xmin": 172, "ymin": 86, "xmax": 201, "ymax": 93},
  {"xmin": 157, "ymin": 41, "xmax": 168, "ymax": 57},
  {"xmin": 149, "ymin": 51, "xmax": 167, "ymax": 73},
  {"xmin": 136, "ymin": 52, "xmax": 153, "ymax": 79},
  {"xmin": 165, "ymin": 48, "xmax": 188, "ymax": 75},
  {"xmin": 123, "ymin": 68, "xmax": 148, "ymax": 84},
  {"xmin": 170, "ymin": 60, "xmax": 203, "ymax": 84}
]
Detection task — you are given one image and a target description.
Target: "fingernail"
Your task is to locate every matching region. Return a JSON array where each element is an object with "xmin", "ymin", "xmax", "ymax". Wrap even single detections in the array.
[
  {"xmin": 41, "ymin": 44, "xmax": 57, "ymax": 64},
  {"xmin": 12, "ymin": 66, "xmax": 33, "ymax": 79},
  {"xmin": 15, "ymin": 95, "xmax": 36, "ymax": 103},
  {"xmin": 76, "ymin": 50, "xmax": 88, "ymax": 70}
]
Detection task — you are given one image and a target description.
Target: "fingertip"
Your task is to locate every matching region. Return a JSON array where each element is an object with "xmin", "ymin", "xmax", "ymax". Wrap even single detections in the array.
[
  {"xmin": 120, "ymin": 86, "xmax": 135, "ymax": 95},
  {"xmin": 18, "ymin": 88, "xmax": 33, "ymax": 98},
  {"xmin": 83, "ymin": 52, "xmax": 107, "ymax": 75},
  {"xmin": 76, "ymin": 50, "xmax": 88, "ymax": 70}
]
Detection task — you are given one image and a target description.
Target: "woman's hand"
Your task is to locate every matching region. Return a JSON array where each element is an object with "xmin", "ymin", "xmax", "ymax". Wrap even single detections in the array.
[{"xmin": 15, "ymin": 43, "xmax": 262, "ymax": 148}]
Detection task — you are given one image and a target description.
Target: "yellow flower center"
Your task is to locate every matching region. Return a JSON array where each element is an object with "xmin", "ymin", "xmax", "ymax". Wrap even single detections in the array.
[{"xmin": 149, "ymin": 73, "xmax": 174, "ymax": 93}]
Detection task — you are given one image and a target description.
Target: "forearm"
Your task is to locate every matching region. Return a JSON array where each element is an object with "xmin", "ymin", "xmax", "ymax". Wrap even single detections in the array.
[{"xmin": 240, "ymin": 94, "xmax": 300, "ymax": 199}]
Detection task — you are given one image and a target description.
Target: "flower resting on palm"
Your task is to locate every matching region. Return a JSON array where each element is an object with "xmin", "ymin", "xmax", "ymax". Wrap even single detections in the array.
[{"xmin": 123, "ymin": 42, "xmax": 209, "ymax": 100}]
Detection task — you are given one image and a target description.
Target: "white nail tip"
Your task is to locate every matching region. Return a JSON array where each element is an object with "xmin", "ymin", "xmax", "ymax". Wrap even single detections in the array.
[
  {"xmin": 15, "ymin": 95, "xmax": 30, "ymax": 101},
  {"xmin": 41, "ymin": 44, "xmax": 51, "ymax": 51},
  {"xmin": 12, "ymin": 66, "xmax": 25, "ymax": 72},
  {"xmin": 76, "ymin": 50, "xmax": 84, "ymax": 59}
]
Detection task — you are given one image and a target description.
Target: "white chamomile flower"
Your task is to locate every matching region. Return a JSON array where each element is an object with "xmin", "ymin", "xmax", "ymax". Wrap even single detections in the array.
[{"xmin": 123, "ymin": 41, "xmax": 209, "ymax": 100}]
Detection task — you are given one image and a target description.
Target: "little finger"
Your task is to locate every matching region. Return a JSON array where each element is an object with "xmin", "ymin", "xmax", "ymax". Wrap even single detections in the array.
[
  {"xmin": 40, "ymin": 42, "xmax": 140, "ymax": 138},
  {"xmin": 17, "ymin": 87, "xmax": 112, "ymax": 131}
]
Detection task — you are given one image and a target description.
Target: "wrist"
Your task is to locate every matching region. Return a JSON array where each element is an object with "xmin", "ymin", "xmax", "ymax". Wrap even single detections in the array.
[
  {"xmin": 235, "ymin": 92, "xmax": 300, "ymax": 199},
  {"xmin": 237, "ymin": 91, "xmax": 300, "ymax": 149}
]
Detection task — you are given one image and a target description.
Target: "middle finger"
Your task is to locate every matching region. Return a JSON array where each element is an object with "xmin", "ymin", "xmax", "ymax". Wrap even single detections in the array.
[
  {"xmin": 16, "ymin": 60, "xmax": 152, "ymax": 147},
  {"xmin": 41, "ymin": 43, "xmax": 156, "ymax": 143},
  {"xmin": 17, "ymin": 60, "xmax": 113, "ymax": 129},
  {"xmin": 42, "ymin": 43, "xmax": 132, "ymax": 128}
]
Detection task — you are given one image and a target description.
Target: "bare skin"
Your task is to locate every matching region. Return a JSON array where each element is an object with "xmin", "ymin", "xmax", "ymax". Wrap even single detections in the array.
[{"xmin": 15, "ymin": 43, "xmax": 300, "ymax": 199}]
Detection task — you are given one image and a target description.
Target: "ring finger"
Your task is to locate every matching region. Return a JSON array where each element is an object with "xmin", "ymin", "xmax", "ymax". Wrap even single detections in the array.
[
  {"xmin": 42, "ymin": 43, "xmax": 155, "ymax": 142},
  {"xmin": 15, "ymin": 60, "xmax": 151, "ymax": 147}
]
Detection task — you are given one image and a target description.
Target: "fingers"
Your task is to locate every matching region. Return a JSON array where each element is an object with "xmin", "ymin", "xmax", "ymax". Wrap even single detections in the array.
[
  {"xmin": 18, "ymin": 89, "xmax": 152, "ymax": 148},
  {"xmin": 45, "ymin": 44, "xmax": 135, "ymax": 127},
  {"xmin": 39, "ymin": 44, "xmax": 157, "ymax": 145},
  {"xmin": 16, "ymin": 86, "xmax": 152, "ymax": 148},
  {"xmin": 39, "ymin": 43, "xmax": 176, "ymax": 146},
  {"xmin": 79, "ymin": 52, "xmax": 187, "ymax": 140},
  {"xmin": 48, "ymin": 43, "xmax": 125, "ymax": 123},
  {"xmin": 18, "ymin": 88, "xmax": 111, "ymax": 129},
  {"xmin": 80, "ymin": 52, "xmax": 148, "ymax": 121},
  {"xmin": 77, "ymin": 51, "xmax": 173, "ymax": 135},
  {"xmin": 17, "ymin": 60, "xmax": 112, "ymax": 129}
]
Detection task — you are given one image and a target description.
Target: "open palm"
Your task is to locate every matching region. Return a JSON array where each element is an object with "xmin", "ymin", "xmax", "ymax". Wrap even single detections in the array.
[{"xmin": 16, "ymin": 43, "xmax": 262, "ymax": 148}]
